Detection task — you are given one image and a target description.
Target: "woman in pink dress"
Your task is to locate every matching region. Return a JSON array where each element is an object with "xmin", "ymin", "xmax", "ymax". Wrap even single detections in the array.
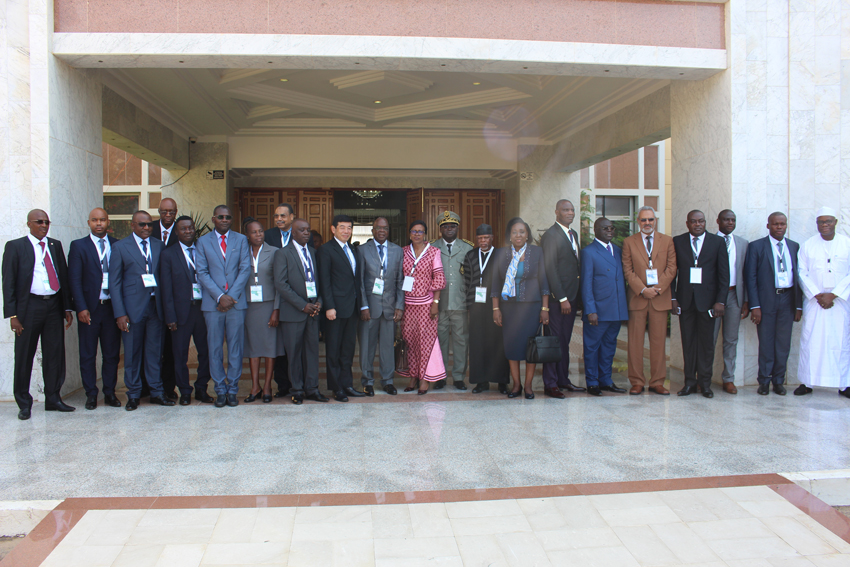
[{"xmin": 398, "ymin": 221, "xmax": 446, "ymax": 394}]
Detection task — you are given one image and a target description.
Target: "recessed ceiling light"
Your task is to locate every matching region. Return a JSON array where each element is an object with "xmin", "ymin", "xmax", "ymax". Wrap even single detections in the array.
[
  {"xmin": 178, "ymin": 60, "xmax": 184, "ymax": 63},
  {"xmin": 280, "ymin": 78, "xmax": 288, "ymax": 82},
  {"xmin": 472, "ymin": 82, "xmax": 481, "ymax": 85},
  {"xmin": 374, "ymin": 100, "xmax": 382, "ymax": 104}
]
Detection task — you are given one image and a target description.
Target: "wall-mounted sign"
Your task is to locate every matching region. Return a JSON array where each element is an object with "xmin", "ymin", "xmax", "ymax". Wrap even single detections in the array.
[{"xmin": 206, "ymin": 170, "xmax": 225, "ymax": 180}]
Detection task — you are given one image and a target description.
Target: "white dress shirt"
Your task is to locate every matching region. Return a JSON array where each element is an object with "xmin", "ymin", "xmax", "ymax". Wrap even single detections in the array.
[
  {"xmin": 689, "ymin": 232, "xmax": 706, "ymax": 264},
  {"xmin": 335, "ymin": 237, "xmax": 356, "ymax": 273},
  {"xmin": 90, "ymin": 233, "xmax": 111, "ymax": 300},
  {"xmin": 769, "ymin": 235, "xmax": 794, "ymax": 289},
  {"xmin": 717, "ymin": 231, "xmax": 737, "ymax": 286},
  {"xmin": 595, "ymin": 238, "xmax": 614, "ymax": 255},
  {"xmin": 296, "ymin": 242, "xmax": 314, "ymax": 280},
  {"xmin": 558, "ymin": 222, "xmax": 578, "ymax": 254},
  {"xmin": 180, "ymin": 241, "xmax": 198, "ymax": 281},
  {"xmin": 160, "ymin": 222, "xmax": 174, "ymax": 246},
  {"xmin": 280, "ymin": 228, "xmax": 291, "ymax": 248},
  {"xmin": 27, "ymin": 234, "xmax": 58, "ymax": 296},
  {"xmin": 132, "ymin": 232, "xmax": 155, "ymax": 296}
]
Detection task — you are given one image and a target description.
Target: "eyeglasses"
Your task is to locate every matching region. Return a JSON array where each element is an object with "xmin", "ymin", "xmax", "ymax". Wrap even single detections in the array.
[
  {"xmin": 30, "ymin": 219, "xmax": 50, "ymax": 226},
  {"xmin": 410, "ymin": 230, "xmax": 425, "ymax": 235},
  {"xmin": 273, "ymin": 214, "xmax": 290, "ymax": 219},
  {"xmin": 639, "ymin": 218, "xmax": 655, "ymax": 223},
  {"xmin": 817, "ymin": 219, "xmax": 836, "ymax": 225},
  {"xmin": 215, "ymin": 215, "xmax": 233, "ymax": 220},
  {"xmin": 136, "ymin": 222, "xmax": 154, "ymax": 228}
]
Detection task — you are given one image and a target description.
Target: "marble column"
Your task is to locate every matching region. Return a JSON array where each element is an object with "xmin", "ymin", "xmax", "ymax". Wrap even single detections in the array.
[
  {"xmin": 0, "ymin": 0, "xmax": 103, "ymax": 401},
  {"xmin": 161, "ymin": 142, "xmax": 229, "ymax": 224}
]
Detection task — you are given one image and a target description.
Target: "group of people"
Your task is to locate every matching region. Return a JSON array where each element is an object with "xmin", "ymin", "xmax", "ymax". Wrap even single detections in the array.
[{"xmin": 3, "ymin": 198, "xmax": 849, "ymax": 421}]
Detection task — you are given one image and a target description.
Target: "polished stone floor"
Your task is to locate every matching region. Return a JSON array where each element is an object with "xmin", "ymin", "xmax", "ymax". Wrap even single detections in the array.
[{"xmin": 2, "ymin": 383, "xmax": 849, "ymax": 501}]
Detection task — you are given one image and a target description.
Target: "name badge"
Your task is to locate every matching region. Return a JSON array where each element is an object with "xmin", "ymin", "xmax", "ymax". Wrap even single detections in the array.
[
  {"xmin": 824, "ymin": 271, "xmax": 836, "ymax": 289},
  {"xmin": 777, "ymin": 271, "xmax": 792, "ymax": 288},
  {"xmin": 250, "ymin": 285, "xmax": 263, "ymax": 303},
  {"xmin": 475, "ymin": 287, "xmax": 488, "ymax": 303},
  {"xmin": 305, "ymin": 281, "xmax": 318, "ymax": 299},
  {"xmin": 142, "ymin": 274, "xmax": 157, "ymax": 288},
  {"xmin": 689, "ymin": 267, "xmax": 703, "ymax": 284},
  {"xmin": 101, "ymin": 273, "xmax": 109, "ymax": 290},
  {"xmin": 372, "ymin": 278, "xmax": 385, "ymax": 296},
  {"xmin": 402, "ymin": 276, "xmax": 415, "ymax": 292},
  {"xmin": 645, "ymin": 269, "xmax": 659, "ymax": 286},
  {"xmin": 192, "ymin": 283, "xmax": 202, "ymax": 300}
]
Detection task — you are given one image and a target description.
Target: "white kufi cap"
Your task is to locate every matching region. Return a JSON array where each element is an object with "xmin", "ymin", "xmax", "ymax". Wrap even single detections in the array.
[{"xmin": 816, "ymin": 206, "xmax": 837, "ymax": 218}]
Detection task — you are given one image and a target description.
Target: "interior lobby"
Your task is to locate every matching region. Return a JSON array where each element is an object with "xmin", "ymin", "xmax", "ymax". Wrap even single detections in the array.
[{"xmin": 1, "ymin": 0, "xmax": 850, "ymax": 564}]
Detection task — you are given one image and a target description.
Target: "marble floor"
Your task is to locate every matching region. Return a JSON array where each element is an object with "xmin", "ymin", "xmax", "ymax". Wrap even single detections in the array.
[{"xmin": 15, "ymin": 483, "xmax": 850, "ymax": 567}]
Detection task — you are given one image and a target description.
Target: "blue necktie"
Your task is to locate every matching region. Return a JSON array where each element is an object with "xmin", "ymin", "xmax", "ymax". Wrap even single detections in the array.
[
  {"xmin": 301, "ymin": 247, "xmax": 314, "ymax": 281},
  {"xmin": 344, "ymin": 244, "xmax": 356, "ymax": 273},
  {"xmin": 187, "ymin": 246, "xmax": 197, "ymax": 282},
  {"xmin": 379, "ymin": 244, "xmax": 386, "ymax": 270},
  {"xmin": 141, "ymin": 240, "xmax": 150, "ymax": 272}
]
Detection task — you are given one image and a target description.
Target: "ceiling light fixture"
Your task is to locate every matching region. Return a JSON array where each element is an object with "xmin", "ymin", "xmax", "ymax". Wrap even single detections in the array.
[
  {"xmin": 473, "ymin": 82, "xmax": 481, "ymax": 85},
  {"xmin": 280, "ymin": 78, "xmax": 288, "ymax": 82},
  {"xmin": 374, "ymin": 100, "xmax": 382, "ymax": 104}
]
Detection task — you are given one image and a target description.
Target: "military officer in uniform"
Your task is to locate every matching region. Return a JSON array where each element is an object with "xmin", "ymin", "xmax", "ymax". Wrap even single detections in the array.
[{"xmin": 433, "ymin": 211, "xmax": 473, "ymax": 390}]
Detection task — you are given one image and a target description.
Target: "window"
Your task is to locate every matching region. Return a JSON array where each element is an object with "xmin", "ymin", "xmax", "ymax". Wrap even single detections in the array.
[{"xmin": 102, "ymin": 142, "xmax": 165, "ymax": 239}]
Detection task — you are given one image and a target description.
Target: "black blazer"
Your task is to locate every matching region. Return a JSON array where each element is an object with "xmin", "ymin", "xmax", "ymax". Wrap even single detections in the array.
[
  {"xmin": 672, "ymin": 232, "xmax": 730, "ymax": 312},
  {"xmin": 541, "ymin": 223, "xmax": 581, "ymax": 305},
  {"xmin": 151, "ymin": 223, "xmax": 179, "ymax": 248},
  {"xmin": 160, "ymin": 243, "xmax": 198, "ymax": 326},
  {"xmin": 491, "ymin": 245, "xmax": 550, "ymax": 302},
  {"xmin": 273, "ymin": 243, "xmax": 320, "ymax": 322},
  {"xmin": 2, "ymin": 236, "xmax": 72, "ymax": 322},
  {"xmin": 266, "ymin": 227, "xmax": 314, "ymax": 250},
  {"xmin": 745, "ymin": 236, "xmax": 803, "ymax": 312},
  {"xmin": 318, "ymin": 240, "xmax": 361, "ymax": 318},
  {"xmin": 68, "ymin": 234, "xmax": 118, "ymax": 316},
  {"xmin": 462, "ymin": 247, "xmax": 498, "ymax": 307}
]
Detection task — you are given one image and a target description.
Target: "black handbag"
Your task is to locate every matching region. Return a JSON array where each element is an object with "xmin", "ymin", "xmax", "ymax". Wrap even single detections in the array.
[
  {"xmin": 526, "ymin": 323, "xmax": 561, "ymax": 364},
  {"xmin": 394, "ymin": 325, "xmax": 409, "ymax": 374}
]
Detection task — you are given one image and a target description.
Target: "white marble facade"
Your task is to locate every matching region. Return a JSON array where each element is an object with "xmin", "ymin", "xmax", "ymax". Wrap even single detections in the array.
[{"xmin": 161, "ymin": 142, "xmax": 228, "ymax": 222}]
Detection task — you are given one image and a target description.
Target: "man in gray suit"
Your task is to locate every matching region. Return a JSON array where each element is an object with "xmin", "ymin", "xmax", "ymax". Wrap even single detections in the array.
[
  {"xmin": 273, "ymin": 219, "xmax": 328, "ymax": 405},
  {"xmin": 358, "ymin": 217, "xmax": 404, "ymax": 396},
  {"xmin": 713, "ymin": 209, "xmax": 749, "ymax": 395},
  {"xmin": 108, "ymin": 211, "xmax": 175, "ymax": 411},
  {"xmin": 195, "ymin": 205, "xmax": 251, "ymax": 408}
]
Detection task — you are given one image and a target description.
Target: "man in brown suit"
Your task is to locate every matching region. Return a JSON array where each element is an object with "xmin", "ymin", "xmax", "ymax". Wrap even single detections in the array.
[{"xmin": 621, "ymin": 206, "xmax": 677, "ymax": 395}]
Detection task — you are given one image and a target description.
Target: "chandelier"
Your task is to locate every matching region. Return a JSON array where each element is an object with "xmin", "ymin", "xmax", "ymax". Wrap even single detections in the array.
[{"xmin": 353, "ymin": 190, "xmax": 382, "ymax": 200}]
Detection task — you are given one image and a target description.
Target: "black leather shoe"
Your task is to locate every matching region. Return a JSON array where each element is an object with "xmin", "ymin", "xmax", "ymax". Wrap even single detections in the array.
[
  {"xmin": 125, "ymin": 398, "xmax": 140, "ymax": 411},
  {"xmin": 334, "ymin": 390, "xmax": 349, "ymax": 402},
  {"xmin": 498, "ymin": 384, "xmax": 508, "ymax": 394},
  {"xmin": 757, "ymin": 383, "xmax": 770, "ymax": 395},
  {"xmin": 454, "ymin": 381, "xmax": 467, "ymax": 391},
  {"xmin": 472, "ymin": 384, "xmax": 488, "ymax": 393},
  {"xmin": 226, "ymin": 394, "xmax": 238, "ymax": 407},
  {"xmin": 839, "ymin": 387, "xmax": 850, "ymax": 399},
  {"xmin": 383, "ymin": 384, "xmax": 398, "ymax": 395},
  {"xmin": 214, "ymin": 395, "xmax": 226, "ymax": 408},
  {"xmin": 587, "ymin": 386, "xmax": 602, "ymax": 396},
  {"xmin": 563, "ymin": 381, "xmax": 586, "ymax": 392},
  {"xmin": 774, "ymin": 384, "xmax": 787, "ymax": 396},
  {"xmin": 104, "ymin": 394, "xmax": 121, "ymax": 407},
  {"xmin": 364, "ymin": 386, "xmax": 375, "ymax": 397},
  {"xmin": 179, "ymin": 394, "xmax": 191, "ymax": 406},
  {"xmin": 274, "ymin": 391, "xmax": 287, "ymax": 398},
  {"xmin": 306, "ymin": 392, "xmax": 330, "ymax": 402},
  {"xmin": 702, "ymin": 389, "xmax": 714, "ymax": 398},
  {"xmin": 677, "ymin": 385, "xmax": 696, "ymax": 396},
  {"xmin": 507, "ymin": 389, "xmax": 522, "ymax": 398},
  {"xmin": 433, "ymin": 380, "xmax": 446, "ymax": 390},
  {"xmin": 291, "ymin": 394, "xmax": 303, "ymax": 405},
  {"xmin": 194, "ymin": 391, "xmax": 214, "ymax": 403},
  {"xmin": 164, "ymin": 390, "xmax": 179, "ymax": 400},
  {"xmin": 85, "ymin": 396, "xmax": 97, "ymax": 410},
  {"xmin": 149, "ymin": 396, "xmax": 175, "ymax": 406},
  {"xmin": 45, "ymin": 400, "xmax": 75, "ymax": 412},
  {"xmin": 794, "ymin": 384, "xmax": 813, "ymax": 395},
  {"xmin": 525, "ymin": 390, "xmax": 535, "ymax": 400},
  {"xmin": 17, "ymin": 408, "xmax": 30, "ymax": 421},
  {"xmin": 263, "ymin": 394, "xmax": 273, "ymax": 403},
  {"xmin": 343, "ymin": 387, "xmax": 366, "ymax": 397},
  {"xmin": 600, "ymin": 385, "xmax": 626, "ymax": 394},
  {"xmin": 244, "ymin": 392, "xmax": 260, "ymax": 403}
]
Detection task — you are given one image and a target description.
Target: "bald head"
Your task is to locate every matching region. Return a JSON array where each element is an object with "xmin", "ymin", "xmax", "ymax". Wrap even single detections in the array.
[
  {"xmin": 88, "ymin": 207, "xmax": 110, "ymax": 238},
  {"xmin": 158, "ymin": 198, "xmax": 178, "ymax": 229},
  {"xmin": 26, "ymin": 209, "xmax": 50, "ymax": 239}
]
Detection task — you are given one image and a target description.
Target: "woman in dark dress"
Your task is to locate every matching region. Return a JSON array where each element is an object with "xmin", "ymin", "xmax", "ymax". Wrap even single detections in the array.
[
  {"xmin": 462, "ymin": 224, "xmax": 509, "ymax": 393},
  {"xmin": 492, "ymin": 218, "xmax": 550, "ymax": 399}
]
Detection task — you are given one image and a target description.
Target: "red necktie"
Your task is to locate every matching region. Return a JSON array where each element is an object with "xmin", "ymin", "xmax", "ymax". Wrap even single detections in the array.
[
  {"xmin": 220, "ymin": 235, "xmax": 228, "ymax": 290},
  {"xmin": 163, "ymin": 230, "xmax": 169, "ymax": 244},
  {"xmin": 40, "ymin": 242, "xmax": 60, "ymax": 291}
]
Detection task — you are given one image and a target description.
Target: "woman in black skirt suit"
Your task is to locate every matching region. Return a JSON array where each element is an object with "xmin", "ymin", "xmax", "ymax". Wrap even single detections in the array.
[{"xmin": 492, "ymin": 218, "xmax": 550, "ymax": 399}]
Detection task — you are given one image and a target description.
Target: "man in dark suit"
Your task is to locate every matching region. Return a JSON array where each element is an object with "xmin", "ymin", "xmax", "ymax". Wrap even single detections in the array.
[
  {"xmin": 109, "ymin": 210, "xmax": 175, "ymax": 411},
  {"xmin": 318, "ymin": 214, "xmax": 364, "ymax": 402},
  {"xmin": 745, "ymin": 212, "xmax": 803, "ymax": 395},
  {"xmin": 540, "ymin": 199, "xmax": 586, "ymax": 398},
  {"xmin": 150, "ymin": 197, "xmax": 179, "ymax": 400},
  {"xmin": 273, "ymin": 219, "xmax": 328, "ymax": 405},
  {"xmin": 580, "ymin": 217, "xmax": 628, "ymax": 396},
  {"xmin": 265, "ymin": 202, "xmax": 295, "ymax": 398},
  {"xmin": 672, "ymin": 209, "xmax": 730, "ymax": 398},
  {"xmin": 68, "ymin": 207, "xmax": 121, "ymax": 410},
  {"xmin": 160, "ymin": 216, "xmax": 214, "ymax": 406},
  {"xmin": 2, "ymin": 209, "xmax": 75, "ymax": 420}
]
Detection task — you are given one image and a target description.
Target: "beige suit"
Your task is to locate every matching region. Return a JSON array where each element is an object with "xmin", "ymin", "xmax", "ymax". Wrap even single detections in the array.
[{"xmin": 621, "ymin": 231, "xmax": 677, "ymax": 388}]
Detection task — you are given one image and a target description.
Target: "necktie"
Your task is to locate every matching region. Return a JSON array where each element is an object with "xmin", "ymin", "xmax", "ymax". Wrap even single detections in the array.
[
  {"xmin": 692, "ymin": 237, "xmax": 699, "ymax": 262},
  {"xmin": 40, "ymin": 242, "xmax": 59, "ymax": 291},
  {"xmin": 163, "ymin": 230, "xmax": 169, "ymax": 244},
  {"xmin": 187, "ymin": 246, "xmax": 197, "ymax": 282},
  {"xmin": 378, "ymin": 244, "xmax": 386, "ymax": 270},
  {"xmin": 141, "ymin": 239, "xmax": 150, "ymax": 272},
  {"xmin": 606, "ymin": 243, "xmax": 613, "ymax": 256},
  {"xmin": 282, "ymin": 230, "xmax": 290, "ymax": 247},
  {"xmin": 98, "ymin": 238, "xmax": 108, "ymax": 272},
  {"xmin": 447, "ymin": 243, "xmax": 452, "ymax": 255},
  {"xmin": 645, "ymin": 235, "xmax": 652, "ymax": 256},
  {"xmin": 301, "ymin": 246, "xmax": 314, "ymax": 280},
  {"xmin": 344, "ymin": 244, "xmax": 356, "ymax": 273},
  {"xmin": 777, "ymin": 241, "xmax": 786, "ymax": 272},
  {"xmin": 220, "ymin": 234, "xmax": 227, "ymax": 256},
  {"xmin": 725, "ymin": 234, "xmax": 731, "ymax": 251}
]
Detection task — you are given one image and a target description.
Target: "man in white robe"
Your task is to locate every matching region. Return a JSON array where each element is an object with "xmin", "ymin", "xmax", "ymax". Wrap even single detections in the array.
[{"xmin": 796, "ymin": 207, "xmax": 850, "ymax": 397}]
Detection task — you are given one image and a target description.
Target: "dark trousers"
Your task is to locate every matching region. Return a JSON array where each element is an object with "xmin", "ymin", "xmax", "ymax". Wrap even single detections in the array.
[
  {"xmin": 161, "ymin": 324, "xmax": 175, "ymax": 393},
  {"xmin": 582, "ymin": 320, "xmax": 619, "ymax": 387},
  {"xmin": 14, "ymin": 294, "xmax": 66, "ymax": 410},
  {"xmin": 543, "ymin": 302, "xmax": 577, "ymax": 389},
  {"xmin": 756, "ymin": 290, "xmax": 795, "ymax": 385},
  {"xmin": 122, "ymin": 297, "xmax": 163, "ymax": 399},
  {"xmin": 77, "ymin": 300, "xmax": 121, "ymax": 398},
  {"xmin": 324, "ymin": 312, "xmax": 358, "ymax": 391},
  {"xmin": 171, "ymin": 302, "xmax": 212, "ymax": 396},
  {"xmin": 680, "ymin": 303, "xmax": 716, "ymax": 389},
  {"xmin": 273, "ymin": 355, "xmax": 291, "ymax": 393},
  {"xmin": 282, "ymin": 317, "xmax": 319, "ymax": 396}
]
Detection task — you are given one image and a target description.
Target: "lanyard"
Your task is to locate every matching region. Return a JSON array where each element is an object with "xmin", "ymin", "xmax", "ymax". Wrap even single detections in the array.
[
  {"xmin": 408, "ymin": 243, "xmax": 430, "ymax": 276},
  {"xmin": 252, "ymin": 244, "xmax": 262, "ymax": 283},
  {"xmin": 136, "ymin": 239, "xmax": 152, "ymax": 273},
  {"xmin": 376, "ymin": 243, "xmax": 387, "ymax": 278},
  {"xmin": 478, "ymin": 248, "xmax": 492, "ymax": 286},
  {"xmin": 300, "ymin": 246, "xmax": 314, "ymax": 281},
  {"xmin": 95, "ymin": 240, "xmax": 109, "ymax": 264},
  {"xmin": 690, "ymin": 237, "xmax": 700, "ymax": 267}
]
